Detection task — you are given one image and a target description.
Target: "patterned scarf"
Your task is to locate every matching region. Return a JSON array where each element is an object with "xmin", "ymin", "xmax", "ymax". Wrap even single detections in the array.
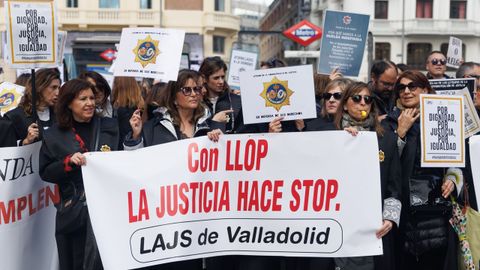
[{"xmin": 341, "ymin": 112, "xmax": 375, "ymax": 131}]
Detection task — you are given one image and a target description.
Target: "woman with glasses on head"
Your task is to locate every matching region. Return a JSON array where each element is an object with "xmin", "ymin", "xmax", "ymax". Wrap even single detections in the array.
[
  {"xmin": 384, "ymin": 70, "xmax": 458, "ymax": 270},
  {"xmin": 199, "ymin": 56, "xmax": 240, "ymax": 133},
  {"xmin": 330, "ymin": 81, "xmax": 402, "ymax": 270},
  {"xmin": 306, "ymin": 78, "xmax": 352, "ymax": 132},
  {"xmin": 5, "ymin": 68, "xmax": 61, "ymax": 146}
]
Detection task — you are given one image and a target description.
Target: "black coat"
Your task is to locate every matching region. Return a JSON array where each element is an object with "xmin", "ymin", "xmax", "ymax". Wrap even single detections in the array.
[
  {"xmin": 204, "ymin": 90, "xmax": 242, "ymax": 133},
  {"xmin": 0, "ymin": 117, "xmax": 16, "ymax": 147},
  {"xmin": 39, "ymin": 116, "xmax": 119, "ymax": 199},
  {"xmin": 305, "ymin": 114, "xmax": 336, "ymax": 131},
  {"xmin": 4, "ymin": 106, "xmax": 55, "ymax": 144},
  {"xmin": 384, "ymin": 107, "xmax": 458, "ymax": 269},
  {"xmin": 113, "ymin": 106, "xmax": 136, "ymax": 150}
]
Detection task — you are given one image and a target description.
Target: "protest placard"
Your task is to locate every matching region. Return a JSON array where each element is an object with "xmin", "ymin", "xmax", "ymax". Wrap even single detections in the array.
[
  {"xmin": 5, "ymin": 0, "xmax": 58, "ymax": 68},
  {"xmin": 420, "ymin": 94, "xmax": 465, "ymax": 167},
  {"xmin": 82, "ymin": 131, "xmax": 383, "ymax": 269},
  {"xmin": 446, "ymin": 36, "xmax": 462, "ymax": 69},
  {"xmin": 318, "ymin": 10, "xmax": 370, "ymax": 77},
  {"xmin": 114, "ymin": 28, "xmax": 185, "ymax": 81},
  {"xmin": 0, "ymin": 142, "xmax": 59, "ymax": 270},
  {"xmin": 470, "ymin": 136, "xmax": 480, "ymax": 208},
  {"xmin": 228, "ymin": 49, "xmax": 258, "ymax": 90},
  {"xmin": 430, "ymin": 78, "xmax": 480, "ymax": 138},
  {"xmin": 239, "ymin": 65, "xmax": 316, "ymax": 124},
  {"xmin": 0, "ymin": 82, "xmax": 25, "ymax": 116}
]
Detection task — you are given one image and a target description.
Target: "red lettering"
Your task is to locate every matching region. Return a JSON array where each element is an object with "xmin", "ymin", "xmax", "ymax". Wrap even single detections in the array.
[
  {"xmin": 0, "ymin": 200, "xmax": 15, "ymax": 224},
  {"xmin": 313, "ymin": 180, "xmax": 326, "ymax": 211},
  {"xmin": 203, "ymin": 181, "xmax": 213, "ymax": 212},
  {"xmin": 166, "ymin": 185, "xmax": 178, "ymax": 216},
  {"xmin": 17, "ymin": 196, "xmax": 27, "ymax": 220},
  {"xmin": 178, "ymin": 183, "xmax": 189, "ymax": 215},
  {"xmin": 234, "ymin": 140, "xmax": 243, "ymax": 170},
  {"xmin": 256, "ymin": 139, "xmax": 268, "ymax": 170},
  {"xmin": 188, "ymin": 143, "xmax": 199, "ymax": 173},
  {"xmin": 225, "ymin": 141, "xmax": 233, "ymax": 171},
  {"xmin": 326, "ymin": 179, "xmax": 339, "ymax": 211},
  {"xmin": 237, "ymin": 181, "xmax": 248, "ymax": 211},
  {"xmin": 260, "ymin": 180, "xmax": 272, "ymax": 211},
  {"xmin": 244, "ymin": 140, "xmax": 256, "ymax": 171},
  {"xmin": 289, "ymin": 179, "xmax": 301, "ymax": 211},
  {"xmin": 28, "ymin": 193, "xmax": 36, "ymax": 216},
  {"xmin": 272, "ymin": 180, "xmax": 283, "ymax": 211}
]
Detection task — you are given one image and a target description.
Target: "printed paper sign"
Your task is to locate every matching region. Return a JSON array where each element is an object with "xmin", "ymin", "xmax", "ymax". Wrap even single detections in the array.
[
  {"xmin": 0, "ymin": 82, "xmax": 25, "ymax": 116},
  {"xmin": 239, "ymin": 65, "xmax": 316, "ymax": 124},
  {"xmin": 0, "ymin": 142, "xmax": 59, "ymax": 270},
  {"xmin": 82, "ymin": 131, "xmax": 383, "ymax": 269},
  {"xmin": 420, "ymin": 94, "xmax": 465, "ymax": 167},
  {"xmin": 446, "ymin": 36, "xmax": 462, "ymax": 69},
  {"xmin": 430, "ymin": 78, "xmax": 480, "ymax": 138},
  {"xmin": 318, "ymin": 10, "xmax": 370, "ymax": 77},
  {"xmin": 114, "ymin": 28, "xmax": 185, "ymax": 81},
  {"xmin": 470, "ymin": 136, "xmax": 480, "ymax": 207},
  {"xmin": 227, "ymin": 49, "xmax": 258, "ymax": 90},
  {"xmin": 5, "ymin": 0, "xmax": 58, "ymax": 68}
]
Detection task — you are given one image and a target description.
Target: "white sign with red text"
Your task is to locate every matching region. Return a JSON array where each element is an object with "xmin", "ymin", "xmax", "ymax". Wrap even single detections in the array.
[
  {"xmin": 82, "ymin": 131, "xmax": 383, "ymax": 270},
  {"xmin": 0, "ymin": 142, "xmax": 59, "ymax": 270}
]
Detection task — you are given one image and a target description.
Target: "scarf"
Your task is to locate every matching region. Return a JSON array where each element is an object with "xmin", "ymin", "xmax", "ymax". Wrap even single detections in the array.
[{"xmin": 341, "ymin": 112, "xmax": 375, "ymax": 131}]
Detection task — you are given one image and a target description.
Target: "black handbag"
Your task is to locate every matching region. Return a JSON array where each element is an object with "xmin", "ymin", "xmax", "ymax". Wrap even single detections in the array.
[{"xmin": 55, "ymin": 183, "xmax": 88, "ymax": 234}]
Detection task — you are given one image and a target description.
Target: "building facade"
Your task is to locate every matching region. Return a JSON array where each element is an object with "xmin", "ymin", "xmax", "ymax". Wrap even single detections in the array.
[
  {"xmin": 260, "ymin": 0, "xmax": 480, "ymax": 81},
  {"xmin": 232, "ymin": 0, "xmax": 268, "ymax": 54},
  {"xmin": 0, "ymin": 0, "xmax": 239, "ymax": 81}
]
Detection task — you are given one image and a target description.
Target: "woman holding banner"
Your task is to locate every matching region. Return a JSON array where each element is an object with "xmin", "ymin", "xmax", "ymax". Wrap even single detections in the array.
[
  {"xmin": 384, "ymin": 70, "xmax": 458, "ymax": 270},
  {"xmin": 125, "ymin": 69, "xmax": 221, "ymax": 270},
  {"xmin": 39, "ymin": 79, "xmax": 119, "ymax": 270},
  {"xmin": 5, "ymin": 68, "xmax": 61, "ymax": 145},
  {"xmin": 330, "ymin": 81, "xmax": 402, "ymax": 270}
]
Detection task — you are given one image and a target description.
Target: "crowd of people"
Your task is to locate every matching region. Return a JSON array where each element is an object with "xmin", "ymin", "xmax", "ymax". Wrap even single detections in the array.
[{"xmin": 0, "ymin": 50, "xmax": 479, "ymax": 270}]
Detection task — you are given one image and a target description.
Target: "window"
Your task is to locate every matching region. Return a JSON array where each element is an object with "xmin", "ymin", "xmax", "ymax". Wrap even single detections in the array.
[
  {"xmin": 407, "ymin": 43, "xmax": 432, "ymax": 69},
  {"xmin": 215, "ymin": 0, "xmax": 225, "ymax": 12},
  {"xmin": 416, "ymin": 0, "xmax": 433, "ymax": 18},
  {"xmin": 374, "ymin": 0, "xmax": 388, "ymax": 19},
  {"xmin": 140, "ymin": 0, "xmax": 152, "ymax": 9},
  {"xmin": 66, "ymin": 0, "xmax": 78, "ymax": 8},
  {"xmin": 375, "ymin": 43, "xmax": 391, "ymax": 60},
  {"xmin": 450, "ymin": 0, "xmax": 466, "ymax": 19},
  {"xmin": 99, "ymin": 0, "xmax": 119, "ymax": 8},
  {"xmin": 213, "ymin": 36, "xmax": 225, "ymax": 54}
]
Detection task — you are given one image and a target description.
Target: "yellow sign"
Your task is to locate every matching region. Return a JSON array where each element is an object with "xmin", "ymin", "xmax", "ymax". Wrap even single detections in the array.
[
  {"xmin": 0, "ymin": 86, "xmax": 23, "ymax": 115},
  {"xmin": 260, "ymin": 76, "xmax": 294, "ymax": 112},
  {"xmin": 132, "ymin": 35, "xmax": 160, "ymax": 68}
]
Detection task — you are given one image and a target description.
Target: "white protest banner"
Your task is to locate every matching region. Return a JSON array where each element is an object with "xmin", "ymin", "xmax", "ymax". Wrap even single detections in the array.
[
  {"xmin": 470, "ymin": 136, "xmax": 480, "ymax": 207},
  {"xmin": 82, "ymin": 131, "xmax": 383, "ymax": 269},
  {"xmin": 0, "ymin": 82, "xmax": 25, "ymax": 116},
  {"xmin": 239, "ymin": 65, "xmax": 316, "ymax": 124},
  {"xmin": 114, "ymin": 28, "xmax": 185, "ymax": 81},
  {"xmin": 430, "ymin": 78, "xmax": 480, "ymax": 138},
  {"xmin": 420, "ymin": 94, "xmax": 465, "ymax": 167},
  {"xmin": 5, "ymin": 0, "xmax": 58, "ymax": 68},
  {"xmin": 0, "ymin": 142, "xmax": 59, "ymax": 270},
  {"xmin": 446, "ymin": 36, "xmax": 462, "ymax": 69},
  {"xmin": 228, "ymin": 49, "xmax": 258, "ymax": 90}
]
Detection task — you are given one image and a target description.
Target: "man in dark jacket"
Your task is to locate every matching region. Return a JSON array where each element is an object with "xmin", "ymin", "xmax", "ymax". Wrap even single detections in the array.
[
  {"xmin": 370, "ymin": 60, "xmax": 398, "ymax": 118},
  {"xmin": 425, "ymin": 51, "xmax": 451, "ymax": 80}
]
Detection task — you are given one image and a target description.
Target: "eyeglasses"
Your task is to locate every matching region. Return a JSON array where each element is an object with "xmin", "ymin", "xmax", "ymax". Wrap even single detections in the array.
[
  {"xmin": 430, "ymin": 59, "xmax": 446, "ymax": 66},
  {"xmin": 350, "ymin": 95, "xmax": 373, "ymax": 104},
  {"xmin": 396, "ymin": 82, "xmax": 423, "ymax": 93},
  {"xmin": 323, "ymin": 92, "xmax": 342, "ymax": 100},
  {"xmin": 180, "ymin": 86, "xmax": 203, "ymax": 96}
]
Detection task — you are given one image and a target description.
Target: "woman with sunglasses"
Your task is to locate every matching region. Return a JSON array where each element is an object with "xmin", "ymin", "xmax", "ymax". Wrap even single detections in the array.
[
  {"xmin": 331, "ymin": 81, "xmax": 402, "ymax": 270},
  {"xmin": 306, "ymin": 78, "xmax": 352, "ymax": 131},
  {"xmin": 384, "ymin": 70, "xmax": 458, "ymax": 270}
]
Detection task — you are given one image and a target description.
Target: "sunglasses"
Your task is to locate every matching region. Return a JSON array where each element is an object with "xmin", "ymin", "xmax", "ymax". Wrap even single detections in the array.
[
  {"xmin": 430, "ymin": 59, "xmax": 446, "ymax": 66},
  {"xmin": 180, "ymin": 86, "xmax": 203, "ymax": 96},
  {"xmin": 396, "ymin": 82, "xmax": 423, "ymax": 93},
  {"xmin": 350, "ymin": 94, "xmax": 373, "ymax": 104},
  {"xmin": 323, "ymin": 92, "xmax": 342, "ymax": 100}
]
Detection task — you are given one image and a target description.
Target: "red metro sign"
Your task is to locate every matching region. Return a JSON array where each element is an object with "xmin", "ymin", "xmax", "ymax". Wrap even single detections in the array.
[
  {"xmin": 100, "ymin": 48, "xmax": 116, "ymax": 62},
  {"xmin": 283, "ymin": 19, "xmax": 323, "ymax": 47}
]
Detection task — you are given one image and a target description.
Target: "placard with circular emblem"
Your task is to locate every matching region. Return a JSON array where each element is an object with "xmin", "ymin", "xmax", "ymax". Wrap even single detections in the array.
[
  {"xmin": 260, "ymin": 76, "xmax": 294, "ymax": 112},
  {"xmin": 132, "ymin": 35, "xmax": 160, "ymax": 68}
]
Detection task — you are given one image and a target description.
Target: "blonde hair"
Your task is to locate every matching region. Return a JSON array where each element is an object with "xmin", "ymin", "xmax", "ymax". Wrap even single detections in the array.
[{"xmin": 111, "ymin": 77, "xmax": 145, "ymax": 109}]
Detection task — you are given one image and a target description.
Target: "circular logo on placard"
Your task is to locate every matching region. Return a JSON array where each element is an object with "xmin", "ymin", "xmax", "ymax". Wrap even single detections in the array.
[
  {"xmin": 260, "ymin": 76, "xmax": 294, "ymax": 111},
  {"xmin": 132, "ymin": 35, "xmax": 160, "ymax": 68}
]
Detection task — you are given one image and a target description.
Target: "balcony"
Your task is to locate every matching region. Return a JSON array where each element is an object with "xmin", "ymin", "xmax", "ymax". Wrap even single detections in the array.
[
  {"xmin": 57, "ymin": 8, "xmax": 160, "ymax": 28},
  {"xmin": 203, "ymin": 12, "xmax": 240, "ymax": 33},
  {"xmin": 370, "ymin": 19, "xmax": 480, "ymax": 37}
]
